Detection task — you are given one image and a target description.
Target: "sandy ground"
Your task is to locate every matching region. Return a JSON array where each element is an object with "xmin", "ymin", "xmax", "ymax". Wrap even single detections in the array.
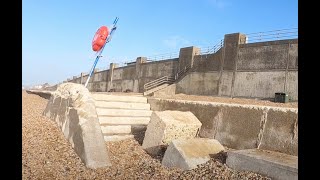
[{"xmin": 22, "ymin": 91, "xmax": 271, "ymax": 179}]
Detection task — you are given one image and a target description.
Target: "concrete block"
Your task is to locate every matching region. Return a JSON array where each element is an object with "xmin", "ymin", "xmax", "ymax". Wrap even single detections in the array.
[
  {"xmin": 259, "ymin": 108, "xmax": 298, "ymax": 156},
  {"xmin": 162, "ymin": 138, "xmax": 225, "ymax": 170},
  {"xmin": 147, "ymin": 98, "xmax": 222, "ymax": 139},
  {"xmin": 43, "ymin": 83, "xmax": 111, "ymax": 169},
  {"xmin": 142, "ymin": 111, "xmax": 202, "ymax": 155},
  {"xmin": 226, "ymin": 149, "xmax": 297, "ymax": 180}
]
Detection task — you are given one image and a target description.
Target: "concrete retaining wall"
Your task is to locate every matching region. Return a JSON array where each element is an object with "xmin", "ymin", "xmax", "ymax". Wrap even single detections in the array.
[
  {"xmin": 175, "ymin": 38, "xmax": 298, "ymax": 100},
  {"xmin": 233, "ymin": 71, "xmax": 286, "ymax": 99},
  {"xmin": 148, "ymin": 98, "xmax": 298, "ymax": 155},
  {"xmin": 64, "ymin": 33, "xmax": 297, "ymax": 100},
  {"xmin": 176, "ymin": 72, "xmax": 220, "ymax": 96}
]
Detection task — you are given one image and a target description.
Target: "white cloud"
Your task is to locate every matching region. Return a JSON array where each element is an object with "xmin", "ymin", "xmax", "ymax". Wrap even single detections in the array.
[{"xmin": 163, "ymin": 36, "xmax": 192, "ymax": 49}]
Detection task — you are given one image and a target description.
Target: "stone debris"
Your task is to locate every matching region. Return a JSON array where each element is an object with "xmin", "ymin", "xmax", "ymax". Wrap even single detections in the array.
[
  {"xmin": 142, "ymin": 111, "xmax": 202, "ymax": 155},
  {"xmin": 162, "ymin": 138, "xmax": 225, "ymax": 170},
  {"xmin": 23, "ymin": 91, "xmax": 271, "ymax": 179}
]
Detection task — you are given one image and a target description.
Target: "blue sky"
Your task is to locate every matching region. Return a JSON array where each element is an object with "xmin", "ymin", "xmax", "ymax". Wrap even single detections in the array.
[{"xmin": 22, "ymin": 0, "xmax": 298, "ymax": 86}]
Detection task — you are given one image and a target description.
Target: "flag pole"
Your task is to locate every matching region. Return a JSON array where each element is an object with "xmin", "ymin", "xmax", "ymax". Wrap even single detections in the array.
[{"xmin": 84, "ymin": 17, "xmax": 119, "ymax": 88}]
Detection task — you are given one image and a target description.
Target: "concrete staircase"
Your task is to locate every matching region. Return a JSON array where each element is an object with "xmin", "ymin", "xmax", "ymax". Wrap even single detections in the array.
[
  {"xmin": 143, "ymin": 83, "xmax": 170, "ymax": 96},
  {"xmin": 143, "ymin": 76, "xmax": 175, "ymax": 96},
  {"xmin": 92, "ymin": 93, "xmax": 152, "ymax": 142}
]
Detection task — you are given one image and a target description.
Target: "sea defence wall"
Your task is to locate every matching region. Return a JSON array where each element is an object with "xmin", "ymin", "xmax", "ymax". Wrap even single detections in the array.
[
  {"xmin": 63, "ymin": 32, "xmax": 297, "ymax": 101},
  {"xmin": 148, "ymin": 98, "xmax": 298, "ymax": 156}
]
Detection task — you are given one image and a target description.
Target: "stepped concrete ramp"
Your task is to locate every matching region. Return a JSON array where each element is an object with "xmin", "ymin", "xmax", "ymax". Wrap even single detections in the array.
[
  {"xmin": 92, "ymin": 93, "xmax": 152, "ymax": 142},
  {"xmin": 226, "ymin": 149, "xmax": 298, "ymax": 180},
  {"xmin": 95, "ymin": 101, "xmax": 150, "ymax": 110},
  {"xmin": 92, "ymin": 93, "xmax": 147, "ymax": 103},
  {"xmin": 42, "ymin": 83, "xmax": 111, "ymax": 169},
  {"xmin": 96, "ymin": 108, "xmax": 152, "ymax": 117},
  {"xmin": 162, "ymin": 138, "xmax": 225, "ymax": 170},
  {"xmin": 142, "ymin": 111, "xmax": 202, "ymax": 155}
]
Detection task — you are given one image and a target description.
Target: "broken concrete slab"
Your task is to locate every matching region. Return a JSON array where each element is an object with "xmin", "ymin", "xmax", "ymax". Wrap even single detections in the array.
[
  {"xmin": 43, "ymin": 83, "xmax": 111, "ymax": 169},
  {"xmin": 162, "ymin": 138, "xmax": 225, "ymax": 170},
  {"xmin": 226, "ymin": 149, "xmax": 298, "ymax": 180},
  {"xmin": 142, "ymin": 111, "xmax": 202, "ymax": 155}
]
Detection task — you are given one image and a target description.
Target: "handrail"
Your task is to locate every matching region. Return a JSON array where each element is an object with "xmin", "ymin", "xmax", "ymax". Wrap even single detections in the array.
[
  {"xmin": 175, "ymin": 64, "xmax": 192, "ymax": 80},
  {"xmin": 144, "ymin": 78, "xmax": 175, "ymax": 89},
  {"xmin": 144, "ymin": 76, "xmax": 175, "ymax": 91},
  {"xmin": 246, "ymin": 27, "xmax": 297, "ymax": 43},
  {"xmin": 198, "ymin": 39, "xmax": 224, "ymax": 55}
]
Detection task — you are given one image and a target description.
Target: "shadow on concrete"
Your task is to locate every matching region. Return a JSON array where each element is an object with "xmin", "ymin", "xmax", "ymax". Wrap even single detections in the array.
[
  {"xmin": 132, "ymin": 130, "xmax": 167, "ymax": 162},
  {"xmin": 144, "ymin": 145, "xmax": 168, "ymax": 162},
  {"xmin": 132, "ymin": 130, "xmax": 146, "ymax": 146},
  {"xmin": 131, "ymin": 125, "xmax": 147, "ymax": 145},
  {"xmin": 209, "ymin": 151, "xmax": 227, "ymax": 164}
]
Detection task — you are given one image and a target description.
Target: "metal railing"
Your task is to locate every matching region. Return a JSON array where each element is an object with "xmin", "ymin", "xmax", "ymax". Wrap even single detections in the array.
[
  {"xmin": 143, "ymin": 76, "xmax": 175, "ymax": 91},
  {"xmin": 146, "ymin": 51, "xmax": 179, "ymax": 62},
  {"xmin": 175, "ymin": 64, "xmax": 192, "ymax": 80},
  {"xmin": 143, "ymin": 63, "xmax": 193, "ymax": 93},
  {"xmin": 246, "ymin": 28, "xmax": 298, "ymax": 43},
  {"xmin": 198, "ymin": 39, "xmax": 224, "ymax": 55}
]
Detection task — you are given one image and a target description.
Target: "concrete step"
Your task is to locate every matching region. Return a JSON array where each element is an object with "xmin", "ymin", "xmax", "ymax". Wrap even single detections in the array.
[
  {"xmin": 92, "ymin": 94, "xmax": 147, "ymax": 103},
  {"xmin": 103, "ymin": 135, "xmax": 134, "ymax": 142},
  {"xmin": 93, "ymin": 92, "xmax": 143, "ymax": 97},
  {"xmin": 144, "ymin": 83, "xmax": 170, "ymax": 96},
  {"xmin": 95, "ymin": 101, "xmax": 150, "ymax": 110},
  {"xmin": 96, "ymin": 108, "xmax": 153, "ymax": 117},
  {"xmin": 226, "ymin": 149, "xmax": 298, "ymax": 180},
  {"xmin": 99, "ymin": 117, "xmax": 150, "ymax": 125},
  {"xmin": 101, "ymin": 125, "xmax": 147, "ymax": 135}
]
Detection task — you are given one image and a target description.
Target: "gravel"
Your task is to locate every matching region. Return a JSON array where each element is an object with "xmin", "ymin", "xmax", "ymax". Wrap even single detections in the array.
[
  {"xmin": 155, "ymin": 93, "xmax": 298, "ymax": 108},
  {"xmin": 22, "ymin": 91, "xmax": 271, "ymax": 179}
]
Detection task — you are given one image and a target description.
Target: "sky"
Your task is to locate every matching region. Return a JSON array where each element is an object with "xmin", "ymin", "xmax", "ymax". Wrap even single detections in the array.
[{"xmin": 22, "ymin": 0, "xmax": 298, "ymax": 86}]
